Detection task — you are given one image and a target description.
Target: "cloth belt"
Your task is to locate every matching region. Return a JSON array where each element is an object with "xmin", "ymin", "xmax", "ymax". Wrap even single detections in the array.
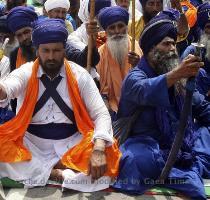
[
  {"xmin": 27, "ymin": 123, "xmax": 78, "ymax": 139},
  {"xmin": 33, "ymin": 74, "xmax": 76, "ymax": 124}
]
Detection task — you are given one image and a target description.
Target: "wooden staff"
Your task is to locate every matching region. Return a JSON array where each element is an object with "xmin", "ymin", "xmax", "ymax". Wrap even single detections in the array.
[
  {"xmin": 131, "ymin": 0, "xmax": 136, "ymax": 52},
  {"xmin": 87, "ymin": 0, "xmax": 95, "ymax": 73}
]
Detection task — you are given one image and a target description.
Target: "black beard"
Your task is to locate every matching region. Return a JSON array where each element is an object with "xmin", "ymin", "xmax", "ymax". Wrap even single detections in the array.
[
  {"xmin": 39, "ymin": 57, "xmax": 64, "ymax": 79},
  {"xmin": 143, "ymin": 10, "xmax": 159, "ymax": 24},
  {"xmin": 20, "ymin": 42, "xmax": 36, "ymax": 62}
]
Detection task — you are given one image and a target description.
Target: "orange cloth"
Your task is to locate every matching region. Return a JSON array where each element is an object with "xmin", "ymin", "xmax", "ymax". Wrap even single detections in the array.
[
  {"xmin": 97, "ymin": 36, "xmax": 142, "ymax": 112},
  {"xmin": 181, "ymin": 0, "xmax": 197, "ymax": 28},
  {"xmin": 16, "ymin": 48, "xmax": 27, "ymax": 68},
  {"xmin": 0, "ymin": 59, "xmax": 121, "ymax": 177}
]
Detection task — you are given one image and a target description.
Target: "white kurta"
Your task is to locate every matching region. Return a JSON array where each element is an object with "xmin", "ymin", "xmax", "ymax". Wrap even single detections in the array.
[
  {"xmin": 0, "ymin": 56, "xmax": 10, "ymax": 79},
  {"xmin": 0, "ymin": 61, "xmax": 114, "ymax": 191}
]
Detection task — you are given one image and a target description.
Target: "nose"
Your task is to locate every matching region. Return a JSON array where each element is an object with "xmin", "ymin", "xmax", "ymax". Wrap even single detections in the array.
[
  {"xmin": 57, "ymin": 11, "xmax": 65, "ymax": 20},
  {"xmin": 169, "ymin": 43, "xmax": 176, "ymax": 52},
  {"xmin": 48, "ymin": 51, "xmax": 54, "ymax": 60},
  {"xmin": 22, "ymin": 33, "xmax": 28, "ymax": 41}
]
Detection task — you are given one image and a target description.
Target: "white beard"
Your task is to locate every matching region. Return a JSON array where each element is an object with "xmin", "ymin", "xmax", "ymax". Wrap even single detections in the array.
[
  {"xmin": 107, "ymin": 34, "xmax": 129, "ymax": 68},
  {"xmin": 200, "ymin": 33, "xmax": 210, "ymax": 61}
]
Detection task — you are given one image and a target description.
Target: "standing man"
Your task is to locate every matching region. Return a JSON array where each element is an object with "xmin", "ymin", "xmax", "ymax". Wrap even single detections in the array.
[
  {"xmin": 0, "ymin": 18, "xmax": 120, "ymax": 191},
  {"xmin": 7, "ymin": 6, "xmax": 38, "ymax": 70},
  {"xmin": 112, "ymin": 13, "xmax": 210, "ymax": 200},
  {"xmin": 129, "ymin": 0, "xmax": 189, "ymax": 43},
  {"xmin": 44, "ymin": 0, "xmax": 74, "ymax": 34},
  {"xmin": 97, "ymin": 6, "xmax": 142, "ymax": 115}
]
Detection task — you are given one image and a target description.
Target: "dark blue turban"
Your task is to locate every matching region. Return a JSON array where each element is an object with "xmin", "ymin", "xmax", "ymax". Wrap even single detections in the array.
[
  {"xmin": 140, "ymin": 11, "xmax": 177, "ymax": 55},
  {"xmin": 98, "ymin": 6, "xmax": 129, "ymax": 30},
  {"xmin": 88, "ymin": 0, "xmax": 111, "ymax": 16},
  {"xmin": 32, "ymin": 18, "xmax": 68, "ymax": 47},
  {"xmin": 7, "ymin": 6, "xmax": 38, "ymax": 33},
  {"xmin": 197, "ymin": 2, "xmax": 210, "ymax": 30},
  {"xmin": 0, "ymin": 15, "xmax": 11, "ymax": 34}
]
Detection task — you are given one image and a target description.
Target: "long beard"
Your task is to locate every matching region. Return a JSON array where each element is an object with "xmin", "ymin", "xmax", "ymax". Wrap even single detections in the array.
[
  {"xmin": 107, "ymin": 34, "xmax": 129, "ymax": 68},
  {"xmin": 200, "ymin": 33, "xmax": 210, "ymax": 61},
  {"xmin": 150, "ymin": 48, "xmax": 186, "ymax": 95},
  {"xmin": 152, "ymin": 49, "xmax": 179, "ymax": 75}
]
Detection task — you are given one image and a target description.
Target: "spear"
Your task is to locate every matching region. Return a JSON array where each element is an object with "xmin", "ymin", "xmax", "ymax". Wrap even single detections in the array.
[
  {"xmin": 87, "ymin": 0, "xmax": 95, "ymax": 73},
  {"xmin": 131, "ymin": 0, "xmax": 135, "ymax": 52}
]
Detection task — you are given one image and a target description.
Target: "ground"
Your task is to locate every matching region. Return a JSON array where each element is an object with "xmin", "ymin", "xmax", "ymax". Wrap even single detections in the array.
[{"xmin": 0, "ymin": 187, "xmax": 190, "ymax": 200}]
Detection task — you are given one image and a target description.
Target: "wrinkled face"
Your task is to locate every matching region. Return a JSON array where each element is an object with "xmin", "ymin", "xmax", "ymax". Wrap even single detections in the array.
[
  {"xmin": 116, "ymin": 0, "xmax": 130, "ymax": 10},
  {"xmin": 48, "ymin": 7, "xmax": 68, "ymax": 20},
  {"xmin": 15, "ymin": 27, "xmax": 32, "ymax": 47},
  {"xmin": 143, "ymin": 0, "xmax": 163, "ymax": 22},
  {"xmin": 147, "ymin": 37, "xmax": 179, "ymax": 75},
  {"xmin": 37, "ymin": 42, "xmax": 65, "ymax": 74},
  {"xmin": 106, "ymin": 21, "xmax": 127, "ymax": 39}
]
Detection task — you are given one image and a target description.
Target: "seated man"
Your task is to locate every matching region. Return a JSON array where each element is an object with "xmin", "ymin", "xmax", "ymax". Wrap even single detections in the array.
[
  {"xmin": 0, "ymin": 18, "xmax": 121, "ymax": 191},
  {"xmin": 96, "ymin": 6, "xmax": 142, "ymax": 115},
  {"xmin": 112, "ymin": 13, "xmax": 210, "ymax": 200},
  {"xmin": 68, "ymin": 0, "xmax": 113, "ymax": 50},
  {"xmin": 182, "ymin": 2, "xmax": 210, "ymax": 101}
]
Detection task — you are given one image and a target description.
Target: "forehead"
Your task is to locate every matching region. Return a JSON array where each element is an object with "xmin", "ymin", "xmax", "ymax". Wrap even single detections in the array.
[
  {"xmin": 107, "ymin": 21, "xmax": 126, "ymax": 29},
  {"xmin": 49, "ymin": 7, "xmax": 67, "ymax": 12},
  {"xmin": 15, "ymin": 27, "xmax": 32, "ymax": 35},
  {"xmin": 159, "ymin": 36, "xmax": 175, "ymax": 43},
  {"xmin": 39, "ymin": 42, "xmax": 64, "ymax": 49},
  {"xmin": 146, "ymin": 0, "xmax": 162, "ymax": 4}
]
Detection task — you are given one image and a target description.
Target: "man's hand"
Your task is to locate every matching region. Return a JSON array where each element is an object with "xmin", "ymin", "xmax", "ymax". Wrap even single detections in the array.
[
  {"xmin": 167, "ymin": 54, "xmax": 204, "ymax": 88},
  {"xmin": 170, "ymin": 0, "xmax": 182, "ymax": 12},
  {"xmin": 128, "ymin": 51, "xmax": 140, "ymax": 67},
  {"xmin": 86, "ymin": 20, "xmax": 99, "ymax": 40},
  {"xmin": 0, "ymin": 84, "xmax": 7, "ymax": 100},
  {"xmin": 88, "ymin": 139, "xmax": 107, "ymax": 181}
]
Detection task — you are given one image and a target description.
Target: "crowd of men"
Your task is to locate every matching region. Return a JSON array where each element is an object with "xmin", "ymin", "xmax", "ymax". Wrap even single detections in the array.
[{"xmin": 0, "ymin": 0, "xmax": 209, "ymax": 199}]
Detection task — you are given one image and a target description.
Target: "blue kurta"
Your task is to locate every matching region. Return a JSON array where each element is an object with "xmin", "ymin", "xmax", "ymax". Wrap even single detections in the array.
[
  {"xmin": 181, "ymin": 45, "xmax": 210, "ymax": 102},
  {"xmin": 112, "ymin": 57, "xmax": 210, "ymax": 200}
]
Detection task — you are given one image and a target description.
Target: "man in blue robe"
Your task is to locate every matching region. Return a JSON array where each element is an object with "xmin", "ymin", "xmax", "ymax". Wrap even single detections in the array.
[
  {"xmin": 181, "ymin": 2, "xmax": 210, "ymax": 101},
  {"xmin": 112, "ymin": 12, "xmax": 210, "ymax": 200}
]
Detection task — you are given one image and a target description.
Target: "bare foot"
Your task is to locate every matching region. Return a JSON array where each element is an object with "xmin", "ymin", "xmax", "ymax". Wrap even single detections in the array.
[
  {"xmin": 49, "ymin": 169, "xmax": 64, "ymax": 183},
  {"xmin": 54, "ymin": 160, "xmax": 68, "ymax": 169}
]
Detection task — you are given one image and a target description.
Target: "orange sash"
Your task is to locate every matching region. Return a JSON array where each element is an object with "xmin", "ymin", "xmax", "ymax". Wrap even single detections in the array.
[
  {"xmin": 16, "ymin": 48, "xmax": 27, "ymax": 68},
  {"xmin": 97, "ymin": 36, "xmax": 142, "ymax": 112},
  {"xmin": 0, "ymin": 59, "xmax": 121, "ymax": 177}
]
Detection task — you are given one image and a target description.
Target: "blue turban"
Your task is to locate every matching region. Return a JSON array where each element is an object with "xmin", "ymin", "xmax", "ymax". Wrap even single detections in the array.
[
  {"xmin": 98, "ymin": 6, "xmax": 129, "ymax": 30},
  {"xmin": 7, "ymin": 6, "xmax": 38, "ymax": 33},
  {"xmin": 197, "ymin": 2, "xmax": 210, "ymax": 30},
  {"xmin": 88, "ymin": 0, "xmax": 111, "ymax": 16},
  {"xmin": 0, "ymin": 15, "xmax": 10, "ymax": 33},
  {"xmin": 32, "ymin": 18, "xmax": 68, "ymax": 47},
  {"xmin": 140, "ymin": 11, "xmax": 177, "ymax": 55}
]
